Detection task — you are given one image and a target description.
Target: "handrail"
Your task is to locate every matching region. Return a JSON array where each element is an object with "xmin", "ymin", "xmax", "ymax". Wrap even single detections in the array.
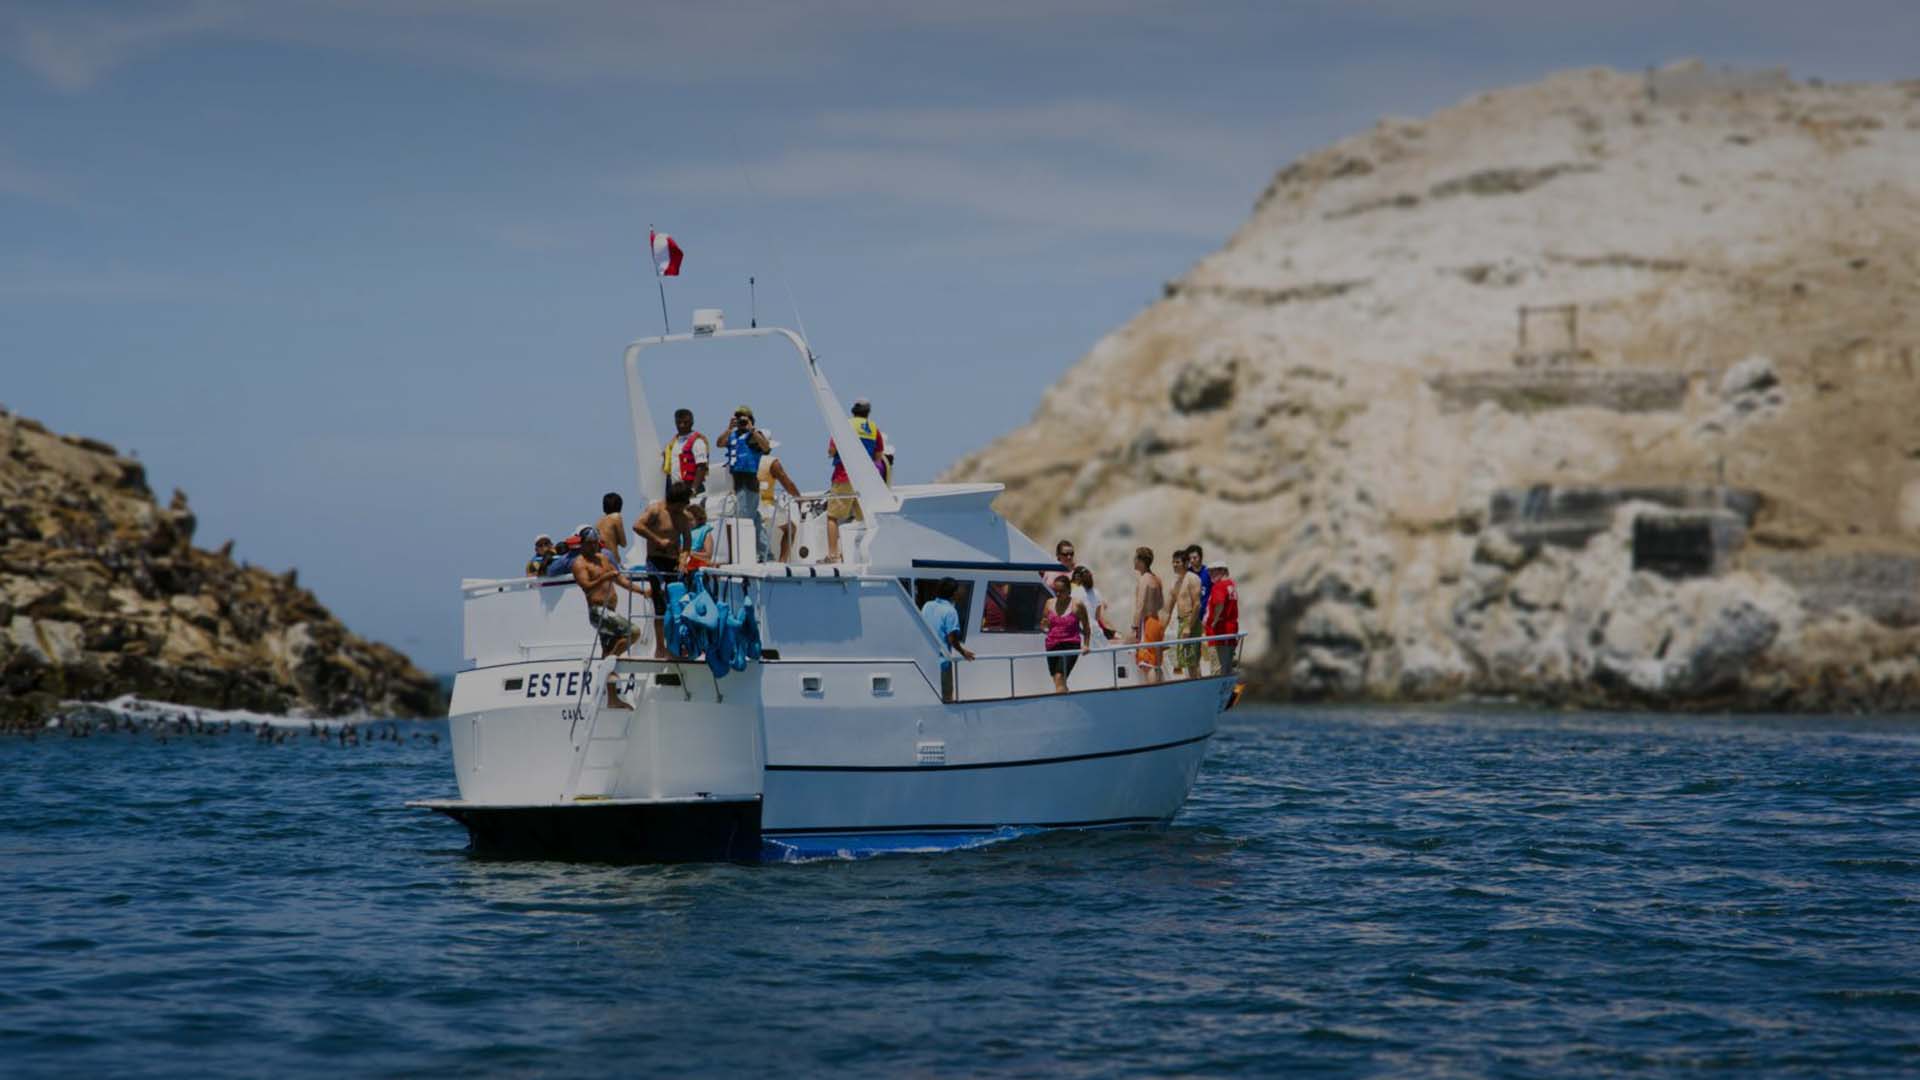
[
  {"xmin": 971, "ymin": 631, "xmax": 1243, "ymax": 664},
  {"xmin": 941, "ymin": 631, "xmax": 1245, "ymax": 702}
]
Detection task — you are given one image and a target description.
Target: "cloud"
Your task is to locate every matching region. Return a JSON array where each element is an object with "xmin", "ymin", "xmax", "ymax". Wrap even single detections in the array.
[
  {"xmin": 0, "ymin": 0, "xmax": 1176, "ymax": 91},
  {"xmin": 0, "ymin": 254, "xmax": 231, "ymax": 299},
  {"xmin": 644, "ymin": 101, "xmax": 1270, "ymax": 240},
  {"xmin": 1, "ymin": 1, "xmax": 232, "ymax": 92},
  {"xmin": 817, "ymin": 101, "xmax": 1276, "ymax": 176},
  {"xmin": 654, "ymin": 147, "xmax": 1240, "ymax": 239}
]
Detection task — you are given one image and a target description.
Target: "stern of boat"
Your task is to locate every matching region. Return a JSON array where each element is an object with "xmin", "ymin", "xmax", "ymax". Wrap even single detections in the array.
[{"xmin": 411, "ymin": 658, "xmax": 767, "ymax": 861}]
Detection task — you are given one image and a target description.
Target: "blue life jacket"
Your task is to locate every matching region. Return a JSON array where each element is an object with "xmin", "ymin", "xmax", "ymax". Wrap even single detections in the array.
[
  {"xmin": 546, "ymin": 552, "xmax": 577, "ymax": 577},
  {"xmin": 724, "ymin": 429, "xmax": 764, "ymax": 477},
  {"xmin": 718, "ymin": 595, "xmax": 763, "ymax": 672},
  {"xmin": 683, "ymin": 574, "xmax": 722, "ymax": 632},
  {"xmin": 664, "ymin": 572, "xmax": 728, "ymax": 668},
  {"xmin": 663, "ymin": 580, "xmax": 692, "ymax": 655}
]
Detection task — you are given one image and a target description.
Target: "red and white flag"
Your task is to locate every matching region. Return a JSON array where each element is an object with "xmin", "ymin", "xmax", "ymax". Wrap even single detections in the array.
[{"xmin": 650, "ymin": 229, "xmax": 684, "ymax": 277}]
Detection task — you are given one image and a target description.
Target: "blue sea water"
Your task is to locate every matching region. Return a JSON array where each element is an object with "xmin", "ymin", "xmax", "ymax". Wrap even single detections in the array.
[{"xmin": 3, "ymin": 705, "xmax": 1918, "ymax": 1078}]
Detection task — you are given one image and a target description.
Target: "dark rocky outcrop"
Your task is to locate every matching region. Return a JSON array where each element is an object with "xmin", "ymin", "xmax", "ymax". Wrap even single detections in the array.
[{"xmin": 0, "ymin": 408, "xmax": 441, "ymax": 731}]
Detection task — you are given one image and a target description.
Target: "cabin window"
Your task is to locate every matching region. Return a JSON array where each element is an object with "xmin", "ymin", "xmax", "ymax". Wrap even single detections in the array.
[
  {"xmin": 905, "ymin": 578, "xmax": 976, "ymax": 643},
  {"xmin": 979, "ymin": 581, "xmax": 1048, "ymax": 634}
]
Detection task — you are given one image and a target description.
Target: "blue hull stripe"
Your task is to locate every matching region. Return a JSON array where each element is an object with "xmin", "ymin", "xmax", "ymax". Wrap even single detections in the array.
[
  {"xmin": 764, "ymin": 815, "xmax": 1164, "ymax": 837},
  {"xmin": 765, "ymin": 731, "xmax": 1213, "ymax": 773}
]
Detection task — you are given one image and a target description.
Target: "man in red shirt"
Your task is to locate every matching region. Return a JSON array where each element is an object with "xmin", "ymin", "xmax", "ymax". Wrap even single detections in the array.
[{"xmin": 1203, "ymin": 561, "xmax": 1240, "ymax": 674}]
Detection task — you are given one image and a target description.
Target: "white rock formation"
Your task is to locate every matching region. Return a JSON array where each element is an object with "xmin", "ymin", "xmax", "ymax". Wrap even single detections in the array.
[{"xmin": 949, "ymin": 63, "xmax": 1920, "ymax": 709}]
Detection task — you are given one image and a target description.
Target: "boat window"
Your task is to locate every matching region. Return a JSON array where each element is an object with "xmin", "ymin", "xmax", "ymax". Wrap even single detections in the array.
[
  {"xmin": 907, "ymin": 579, "xmax": 975, "ymax": 643},
  {"xmin": 979, "ymin": 581, "xmax": 1048, "ymax": 634}
]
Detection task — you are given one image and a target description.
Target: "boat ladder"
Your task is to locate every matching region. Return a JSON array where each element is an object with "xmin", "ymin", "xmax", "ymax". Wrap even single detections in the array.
[{"xmin": 562, "ymin": 655, "xmax": 630, "ymax": 801}]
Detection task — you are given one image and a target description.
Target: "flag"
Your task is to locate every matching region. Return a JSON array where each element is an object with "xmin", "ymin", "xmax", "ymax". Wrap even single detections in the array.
[{"xmin": 651, "ymin": 229, "xmax": 684, "ymax": 277}]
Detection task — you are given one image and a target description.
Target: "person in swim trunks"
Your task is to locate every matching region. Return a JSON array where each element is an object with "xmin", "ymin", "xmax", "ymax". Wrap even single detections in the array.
[
  {"xmin": 572, "ymin": 528, "xmax": 646, "ymax": 709},
  {"xmin": 1130, "ymin": 545, "xmax": 1167, "ymax": 684},
  {"xmin": 632, "ymin": 481, "xmax": 695, "ymax": 658},
  {"xmin": 1166, "ymin": 549, "xmax": 1203, "ymax": 678}
]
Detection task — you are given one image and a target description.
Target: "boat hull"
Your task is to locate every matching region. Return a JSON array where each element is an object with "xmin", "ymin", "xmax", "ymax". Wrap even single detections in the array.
[
  {"xmin": 424, "ymin": 797, "xmax": 762, "ymax": 863},
  {"xmin": 428, "ymin": 659, "xmax": 1232, "ymax": 860}
]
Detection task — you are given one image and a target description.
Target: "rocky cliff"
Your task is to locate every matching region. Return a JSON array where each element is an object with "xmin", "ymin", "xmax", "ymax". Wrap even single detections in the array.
[
  {"xmin": 950, "ymin": 63, "xmax": 1920, "ymax": 710},
  {"xmin": 0, "ymin": 407, "xmax": 441, "ymax": 729}
]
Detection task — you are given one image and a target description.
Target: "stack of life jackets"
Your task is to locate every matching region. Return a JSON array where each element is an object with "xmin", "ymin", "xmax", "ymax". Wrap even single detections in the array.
[{"xmin": 662, "ymin": 572, "xmax": 762, "ymax": 679}]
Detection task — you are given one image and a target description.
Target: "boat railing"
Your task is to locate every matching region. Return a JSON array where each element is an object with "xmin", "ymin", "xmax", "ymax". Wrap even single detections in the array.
[
  {"xmin": 948, "ymin": 631, "xmax": 1246, "ymax": 702},
  {"xmin": 698, "ymin": 487, "xmax": 857, "ymax": 567}
]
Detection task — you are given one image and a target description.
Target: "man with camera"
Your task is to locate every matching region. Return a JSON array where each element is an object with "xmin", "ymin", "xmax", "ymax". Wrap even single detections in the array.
[{"xmin": 721, "ymin": 404, "xmax": 774, "ymax": 563}]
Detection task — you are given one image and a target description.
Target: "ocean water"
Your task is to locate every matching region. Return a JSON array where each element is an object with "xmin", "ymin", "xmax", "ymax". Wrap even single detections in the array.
[{"xmin": 3, "ymin": 705, "xmax": 1917, "ymax": 1078}]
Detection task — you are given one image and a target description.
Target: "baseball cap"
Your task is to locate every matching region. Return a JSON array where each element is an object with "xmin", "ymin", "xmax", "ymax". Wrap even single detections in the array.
[
  {"xmin": 534, "ymin": 533, "xmax": 552, "ymax": 545},
  {"xmin": 852, "ymin": 397, "xmax": 871, "ymax": 409}
]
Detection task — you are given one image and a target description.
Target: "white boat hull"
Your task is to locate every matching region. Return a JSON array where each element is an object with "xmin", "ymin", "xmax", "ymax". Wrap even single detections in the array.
[{"xmin": 430, "ymin": 658, "xmax": 1232, "ymax": 856}]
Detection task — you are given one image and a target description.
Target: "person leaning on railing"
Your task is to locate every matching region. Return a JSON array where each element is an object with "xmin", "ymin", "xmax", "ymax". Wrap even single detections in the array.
[
  {"xmin": 918, "ymin": 577, "xmax": 975, "ymax": 702},
  {"xmin": 1043, "ymin": 574, "xmax": 1092, "ymax": 694}
]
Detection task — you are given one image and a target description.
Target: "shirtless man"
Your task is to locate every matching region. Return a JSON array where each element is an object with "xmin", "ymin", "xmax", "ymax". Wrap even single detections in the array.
[
  {"xmin": 631, "ymin": 481, "xmax": 696, "ymax": 657},
  {"xmin": 571, "ymin": 528, "xmax": 646, "ymax": 709},
  {"xmin": 593, "ymin": 492, "xmax": 629, "ymax": 569},
  {"xmin": 1164, "ymin": 549, "xmax": 1204, "ymax": 679},
  {"xmin": 1129, "ymin": 546, "xmax": 1167, "ymax": 684}
]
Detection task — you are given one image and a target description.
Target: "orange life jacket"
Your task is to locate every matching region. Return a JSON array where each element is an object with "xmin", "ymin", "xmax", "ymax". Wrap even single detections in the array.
[{"xmin": 663, "ymin": 431, "xmax": 706, "ymax": 485}]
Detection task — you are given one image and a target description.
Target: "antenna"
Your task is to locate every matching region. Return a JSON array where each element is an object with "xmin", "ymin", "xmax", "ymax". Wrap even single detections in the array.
[
  {"xmin": 727, "ymin": 131, "xmax": 812, "ymax": 348},
  {"xmin": 749, "ymin": 276, "xmax": 758, "ymax": 328}
]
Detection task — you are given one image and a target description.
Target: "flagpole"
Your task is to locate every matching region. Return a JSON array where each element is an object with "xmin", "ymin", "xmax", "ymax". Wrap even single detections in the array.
[{"xmin": 649, "ymin": 223, "xmax": 671, "ymax": 335}]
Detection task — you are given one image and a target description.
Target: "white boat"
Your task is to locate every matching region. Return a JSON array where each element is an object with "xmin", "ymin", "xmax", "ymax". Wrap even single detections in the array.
[{"xmin": 409, "ymin": 314, "xmax": 1243, "ymax": 860}]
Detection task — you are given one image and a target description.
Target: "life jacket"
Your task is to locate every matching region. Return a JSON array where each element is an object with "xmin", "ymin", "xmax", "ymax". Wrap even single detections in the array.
[
  {"xmin": 662, "ymin": 432, "xmax": 705, "ymax": 485},
  {"xmin": 829, "ymin": 417, "xmax": 886, "ymax": 484},
  {"xmin": 724, "ymin": 429, "xmax": 764, "ymax": 477},
  {"xmin": 686, "ymin": 523, "xmax": 714, "ymax": 568},
  {"xmin": 719, "ymin": 594, "xmax": 761, "ymax": 672},
  {"xmin": 757, "ymin": 456, "xmax": 779, "ymax": 508},
  {"xmin": 663, "ymin": 573, "xmax": 722, "ymax": 660}
]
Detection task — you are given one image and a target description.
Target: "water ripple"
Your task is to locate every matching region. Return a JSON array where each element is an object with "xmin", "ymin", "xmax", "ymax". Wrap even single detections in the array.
[{"xmin": 2, "ymin": 707, "xmax": 1918, "ymax": 1076}]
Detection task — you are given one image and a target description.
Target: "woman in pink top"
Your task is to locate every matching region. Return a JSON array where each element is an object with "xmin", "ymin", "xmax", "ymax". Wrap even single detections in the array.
[{"xmin": 1043, "ymin": 574, "xmax": 1092, "ymax": 694}]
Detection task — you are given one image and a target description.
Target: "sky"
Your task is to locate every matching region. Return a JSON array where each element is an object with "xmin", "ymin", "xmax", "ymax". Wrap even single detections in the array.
[{"xmin": 3, "ymin": 1, "xmax": 1916, "ymax": 672}]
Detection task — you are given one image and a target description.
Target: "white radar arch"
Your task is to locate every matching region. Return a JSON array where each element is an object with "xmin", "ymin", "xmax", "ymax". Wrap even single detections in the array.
[{"xmin": 622, "ymin": 325, "xmax": 900, "ymax": 516}]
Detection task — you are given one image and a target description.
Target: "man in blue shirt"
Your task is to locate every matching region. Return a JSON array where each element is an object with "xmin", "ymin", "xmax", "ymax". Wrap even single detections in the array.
[
  {"xmin": 1188, "ymin": 543, "xmax": 1213, "ymax": 624},
  {"xmin": 919, "ymin": 577, "xmax": 975, "ymax": 702}
]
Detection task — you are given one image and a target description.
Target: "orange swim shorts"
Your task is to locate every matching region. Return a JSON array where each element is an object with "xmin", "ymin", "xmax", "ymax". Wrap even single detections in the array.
[{"xmin": 1135, "ymin": 614, "xmax": 1165, "ymax": 668}]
